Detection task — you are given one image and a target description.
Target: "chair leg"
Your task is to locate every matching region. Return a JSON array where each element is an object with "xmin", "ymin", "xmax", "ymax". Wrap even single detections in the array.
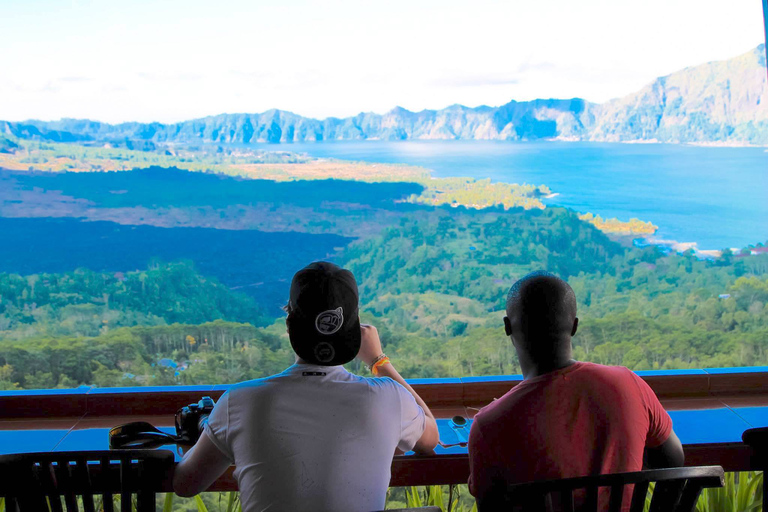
[
  {"xmin": 676, "ymin": 483, "xmax": 704, "ymax": 512},
  {"xmin": 6, "ymin": 497, "xmax": 21, "ymax": 512},
  {"xmin": 136, "ymin": 490, "xmax": 154, "ymax": 512}
]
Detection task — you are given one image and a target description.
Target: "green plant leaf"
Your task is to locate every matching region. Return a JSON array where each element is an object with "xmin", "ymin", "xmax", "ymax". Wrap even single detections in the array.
[
  {"xmin": 162, "ymin": 493, "xmax": 174, "ymax": 512},
  {"xmin": 406, "ymin": 487, "xmax": 424, "ymax": 508},
  {"xmin": 226, "ymin": 491, "xmax": 237, "ymax": 512},
  {"xmin": 428, "ymin": 485, "xmax": 445, "ymax": 508},
  {"xmin": 193, "ymin": 495, "xmax": 209, "ymax": 512}
]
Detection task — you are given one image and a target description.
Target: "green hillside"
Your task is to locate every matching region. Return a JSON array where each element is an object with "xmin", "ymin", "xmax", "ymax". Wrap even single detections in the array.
[
  {"xmin": 1, "ymin": 206, "xmax": 766, "ymax": 389},
  {"xmin": 0, "ymin": 262, "xmax": 268, "ymax": 340}
]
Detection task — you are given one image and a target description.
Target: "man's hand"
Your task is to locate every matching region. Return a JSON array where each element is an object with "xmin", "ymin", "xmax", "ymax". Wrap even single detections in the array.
[
  {"xmin": 356, "ymin": 322, "xmax": 440, "ymax": 453},
  {"xmin": 357, "ymin": 323, "xmax": 384, "ymax": 366}
]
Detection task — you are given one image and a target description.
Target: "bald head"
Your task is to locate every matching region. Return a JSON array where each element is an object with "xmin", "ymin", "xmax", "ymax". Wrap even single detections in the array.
[{"xmin": 504, "ymin": 271, "xmax": 578, "ymax": 365}]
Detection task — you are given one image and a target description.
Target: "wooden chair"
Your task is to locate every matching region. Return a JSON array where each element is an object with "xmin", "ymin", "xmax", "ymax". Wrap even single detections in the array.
[
  {"xmin": 0, "ymin": 450, "xmax": 174, "ymax": 512},
  {"xmin": 477, "ymin": 465, "xmax": 724, "ymax": 512},
  {"xmin": 742, "ymin": 426, "xmax": 768, "ymax": 508}
]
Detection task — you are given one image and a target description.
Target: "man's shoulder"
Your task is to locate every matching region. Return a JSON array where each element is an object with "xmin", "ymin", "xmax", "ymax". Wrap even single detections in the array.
[
  {"xmin": 351, "ymin": 375, "xmax": 411, "ymax": 400},
  {"xmin": 576, "ymin": 361, "xmax": 637, "ymax": 384},
  {"xmin": 225, "ymin": 370, "xmax": 405, "ymax": 396},
  {"xmin": 349, "ymin": 375, "xmax": 418, "ymax": 410},
  {"xmin": 473, "ymin": 385, "xmax": 525, "ymax": 428},
  {"xmin": 224, "ymin": 371, "xmax": 291, "ymax": 398},
  {"xmin": 473, "ymin": 363, "xmax": 637, "ymax": 423},
  {"xmin": 366, "ymin": 375, "xmax": 404, "ymax": 389}
]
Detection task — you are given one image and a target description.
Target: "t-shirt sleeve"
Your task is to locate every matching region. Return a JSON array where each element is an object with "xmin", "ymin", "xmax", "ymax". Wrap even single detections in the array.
[
  {"xmin": 394, "ymin": 381, "xmax": 426, "ymax": 452},
  {"xmin": 630, "ymin": 371, "xmax": 673, "ymax": 448},
  {"xmin": 203, "ymin": 391, "xmax": 235, "ymax": 462},
  {"xmin": 468, "ymin": 418, "xmax": 493, "ymax": 498}
]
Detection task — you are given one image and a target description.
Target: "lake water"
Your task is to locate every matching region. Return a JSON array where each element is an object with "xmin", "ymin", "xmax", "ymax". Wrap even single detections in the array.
[{"xmin": 250, "ymin": 141, "xmax": 768, "ymax": 250}]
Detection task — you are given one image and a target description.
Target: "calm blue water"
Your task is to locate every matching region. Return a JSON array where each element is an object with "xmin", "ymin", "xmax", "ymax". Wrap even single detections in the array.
[{"xmin": 250, "ymin": 141, "xmax": 768, "ymax": 250}]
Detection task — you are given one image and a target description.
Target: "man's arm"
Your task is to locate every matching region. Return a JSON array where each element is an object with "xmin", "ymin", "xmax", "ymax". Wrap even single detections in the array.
[
  {"xmin": 358, "ymin": 324, "xmax": 440, "ymax": 454},
  {"xmin": 630, "ymin": 370, "xmax": 685, "ymax": 469},
  {"xmin": 172, "ymin": 430, "xmax": 233, "ymax": 497},
  {"xmin": 645, "ymin": 429, "xmax": 685, "ymax": 469}
]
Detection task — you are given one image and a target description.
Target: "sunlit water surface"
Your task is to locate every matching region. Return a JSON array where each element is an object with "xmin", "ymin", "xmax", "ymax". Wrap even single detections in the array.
[{"xmin": 248, "ymin": 141, "xmax": 768, "ymax": 250}]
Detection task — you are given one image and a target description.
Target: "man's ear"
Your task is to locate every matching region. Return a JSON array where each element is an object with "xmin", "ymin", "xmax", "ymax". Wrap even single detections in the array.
[
  {"xmin": 571, "ymin": 317, "xmax": 579, "ymax": 337},
  {"xmin": 503, "ymin": 316, "xmax": 513, "ymax": 337}
]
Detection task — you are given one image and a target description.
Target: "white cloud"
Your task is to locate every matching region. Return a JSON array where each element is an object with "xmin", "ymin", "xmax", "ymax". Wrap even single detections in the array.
[{"xmin": 0, "ymin": 0, "xmax": 762, "ymax": 123}]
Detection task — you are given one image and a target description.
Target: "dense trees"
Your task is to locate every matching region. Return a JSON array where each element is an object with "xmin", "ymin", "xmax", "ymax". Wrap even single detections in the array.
[
  {"xmin": 342, "ymin": 207, "xmax": 624, "ymax": 306},
  {"xmin": 410, "ymin": 178, "xmax": 550, "ymax": 210},
  {"xmin": 0, "ymin": 201, "xmax": 765, "ymax": 389},
  {"xmin": 0, "ymin": 262, "xmax": 266, "ymax": 339},
  {"xmin": 0, "ymin": 320, "xmax": 294, "ymax": 389}
]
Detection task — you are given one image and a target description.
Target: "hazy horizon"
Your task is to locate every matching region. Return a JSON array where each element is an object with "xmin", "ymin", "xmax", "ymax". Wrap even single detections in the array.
[
  {"xmin": 8, "ymin": 41, "xmax": 764, "ymax": 127},
  {"xmin": 4, "ymin": 41, "xmax": 761, "ymax": 127},
  {"xmin": 1, "ymin": 0, "xmax": 763, "ymax": 124}
]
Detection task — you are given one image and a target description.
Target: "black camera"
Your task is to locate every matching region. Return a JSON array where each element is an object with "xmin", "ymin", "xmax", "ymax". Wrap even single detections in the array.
[
  {"xmin": 175, "ymin": 396, "xmax": 215, "ymax": 444},
  {"xmin": 109, "ymin": 395, "xmax": 217, "ymax": 449}
]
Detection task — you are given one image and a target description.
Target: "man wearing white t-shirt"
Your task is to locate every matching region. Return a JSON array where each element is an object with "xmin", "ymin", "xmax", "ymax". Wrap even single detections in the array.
[{"xmin": 172, "ymin": 261, "xmax": 440, "ymax": 512}]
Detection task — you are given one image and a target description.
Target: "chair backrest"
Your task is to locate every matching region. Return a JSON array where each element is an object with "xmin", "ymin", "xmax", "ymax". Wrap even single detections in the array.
[
  {"xmin": 742, "ymin": 426, "xmax": 768, "ymax": 466},
  {"xmin": 0, "ymin": 449, "xmax": 174, "ymax": 512},
  {"xmin": 478, "ymin": 465, "xmax": 724, "ymax": 512},
  {"xmin": 742, "ymin": 427, "xmax": 768, "ymax": 507}
]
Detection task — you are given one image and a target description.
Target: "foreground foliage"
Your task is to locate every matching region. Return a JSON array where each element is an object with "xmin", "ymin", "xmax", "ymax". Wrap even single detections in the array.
[{"xmin": 3, "ymin": 476, "xmax": 755, "ymax": 512}]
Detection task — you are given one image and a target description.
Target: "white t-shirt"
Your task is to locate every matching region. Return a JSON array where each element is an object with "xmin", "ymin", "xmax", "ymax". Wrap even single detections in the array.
[{"xmin": 204, "ymin": 363, "xmax": 426, "ymax": 512}]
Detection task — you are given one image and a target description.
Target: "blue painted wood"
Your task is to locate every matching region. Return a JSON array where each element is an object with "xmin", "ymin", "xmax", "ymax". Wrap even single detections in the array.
[
  {"xmin": 669, "ymin": 409, "xmax": 751, "ymax": 444},
  {"xmin": 0, "ymin": 386, "xmax": 92, "ymax": 397},
  {"xmin": 703, "ymin": 366, "xmax": 768, "ymax": 374},
  {"xmin": 634, "ymin": 369, "xmax": 708, "ymax": 377},
  {"xmin": 405, "ymin": 378, "xmax": 463, "ymax": 385},
  {"xmin": 461, "ymin": 375, "xmax": 525, "ymax": 383},
  {"xmin": 0, "ymin": 406, "xmax": 764, "ymax": 459},
  {"xmin": 0, "ymin": 429, "xmax": 71, "ymax": 455},
  {"xmin": 0, "ymin": 366, "xmax": 767, "ymax": 397},
  {"xmin": 729, "ymin": 407, "xmax": 768, "ymax": 429},
  {"xmin": 87, "ymin": 385, "xmax": 215, "ymax": 394},
  {"xmin": 1, "ymin": 367, "xmax": 768, "ymax": 459}
]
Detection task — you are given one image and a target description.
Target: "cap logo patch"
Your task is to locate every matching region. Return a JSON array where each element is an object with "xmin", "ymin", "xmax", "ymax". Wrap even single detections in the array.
[
  {"xmin": 313, "ymin": 342, "xmax": 336, "ymax": 363},
  {"xmin": 315, "ymin": 307, "xmax": 344, "ymax": 335}
]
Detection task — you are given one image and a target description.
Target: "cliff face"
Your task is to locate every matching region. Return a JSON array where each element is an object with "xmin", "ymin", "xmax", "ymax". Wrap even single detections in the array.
[
  {"xmin": 589, "ymin": 45, "xmax": 768, "ymax": 144},
  {"xmin": 3, "ymin": 45, "xmax": 767, "ymax": 145}
]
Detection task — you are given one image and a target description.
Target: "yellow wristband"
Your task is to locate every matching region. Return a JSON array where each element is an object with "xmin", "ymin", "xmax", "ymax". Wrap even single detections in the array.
[
  {"xmin": 366, "ymin": 353, "xmax": 387, "ymax": 372},
  {"xmin": 371, "ymin": 357, "xmax": 391, "ymax": 376}
]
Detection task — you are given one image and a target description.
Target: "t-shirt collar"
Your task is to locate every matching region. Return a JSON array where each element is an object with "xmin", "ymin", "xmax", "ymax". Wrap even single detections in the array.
[
  {"xmin": 286, "ymin": 362, "xmax": 348, "ymax": 376},
  {"xmin": 519, "ymin": 360, "xmax": 584, "ymax": 386}
]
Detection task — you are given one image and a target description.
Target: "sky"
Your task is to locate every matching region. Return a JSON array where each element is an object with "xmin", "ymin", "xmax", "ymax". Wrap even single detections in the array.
[{"xmin": 0, "ymin": 0, "xmax": 764, "ymax": 124}]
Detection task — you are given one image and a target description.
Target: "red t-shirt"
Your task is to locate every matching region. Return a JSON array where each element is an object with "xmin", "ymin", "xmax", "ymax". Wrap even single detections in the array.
[{"xmin": 468, "ymin": 362, "xmax": 672, "ymax": 509}]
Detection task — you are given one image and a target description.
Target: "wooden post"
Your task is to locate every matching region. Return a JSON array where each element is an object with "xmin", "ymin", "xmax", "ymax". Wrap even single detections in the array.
[{"xmin": 764, "ymin": 0, "xmax": 768, "ymax": 79}]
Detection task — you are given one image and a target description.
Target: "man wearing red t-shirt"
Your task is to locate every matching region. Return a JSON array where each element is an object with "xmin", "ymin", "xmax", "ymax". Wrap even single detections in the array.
[{"xmin": 468, "ymin": 271, "xmax": 684, "ymax": 510}]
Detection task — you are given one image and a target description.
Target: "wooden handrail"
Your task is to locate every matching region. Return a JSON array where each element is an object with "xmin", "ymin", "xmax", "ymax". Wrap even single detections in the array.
[{"xmin": 1, "ymin": 367, "xmax": 768, "ymax": 418}]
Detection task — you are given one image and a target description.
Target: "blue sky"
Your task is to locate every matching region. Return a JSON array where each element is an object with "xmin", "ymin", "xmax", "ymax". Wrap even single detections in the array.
[{"xmin": 0, "ymin": 0, "xmax": 763, "ymax": 123}]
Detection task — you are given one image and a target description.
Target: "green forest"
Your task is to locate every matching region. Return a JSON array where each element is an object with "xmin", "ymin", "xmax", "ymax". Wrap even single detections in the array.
[{"xmin": 0, "ymin": 204, "xmax": 766, "ymax": 390}]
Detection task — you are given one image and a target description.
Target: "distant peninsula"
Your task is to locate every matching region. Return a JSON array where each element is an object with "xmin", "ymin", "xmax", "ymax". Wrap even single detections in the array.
[{"xmin": 3, "ymin": 45, "xmax": 767, "ymax": 146}]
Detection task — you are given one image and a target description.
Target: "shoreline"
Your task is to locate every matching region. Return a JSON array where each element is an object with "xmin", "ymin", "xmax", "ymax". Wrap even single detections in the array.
[{"xmin": 633, "ymin": 237, "xmax": 760, "ymax": 259}]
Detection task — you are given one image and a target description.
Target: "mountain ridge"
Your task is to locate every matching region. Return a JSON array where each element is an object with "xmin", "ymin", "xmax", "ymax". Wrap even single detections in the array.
[{"xmin": 3, "ymin": 45, "xmax": 766, "ymax": 145}]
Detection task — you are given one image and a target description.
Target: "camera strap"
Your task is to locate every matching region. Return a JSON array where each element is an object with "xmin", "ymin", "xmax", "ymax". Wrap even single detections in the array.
[{"xmin": 109, "ymin": 421, "xmax": 185, "ymax": 449}]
